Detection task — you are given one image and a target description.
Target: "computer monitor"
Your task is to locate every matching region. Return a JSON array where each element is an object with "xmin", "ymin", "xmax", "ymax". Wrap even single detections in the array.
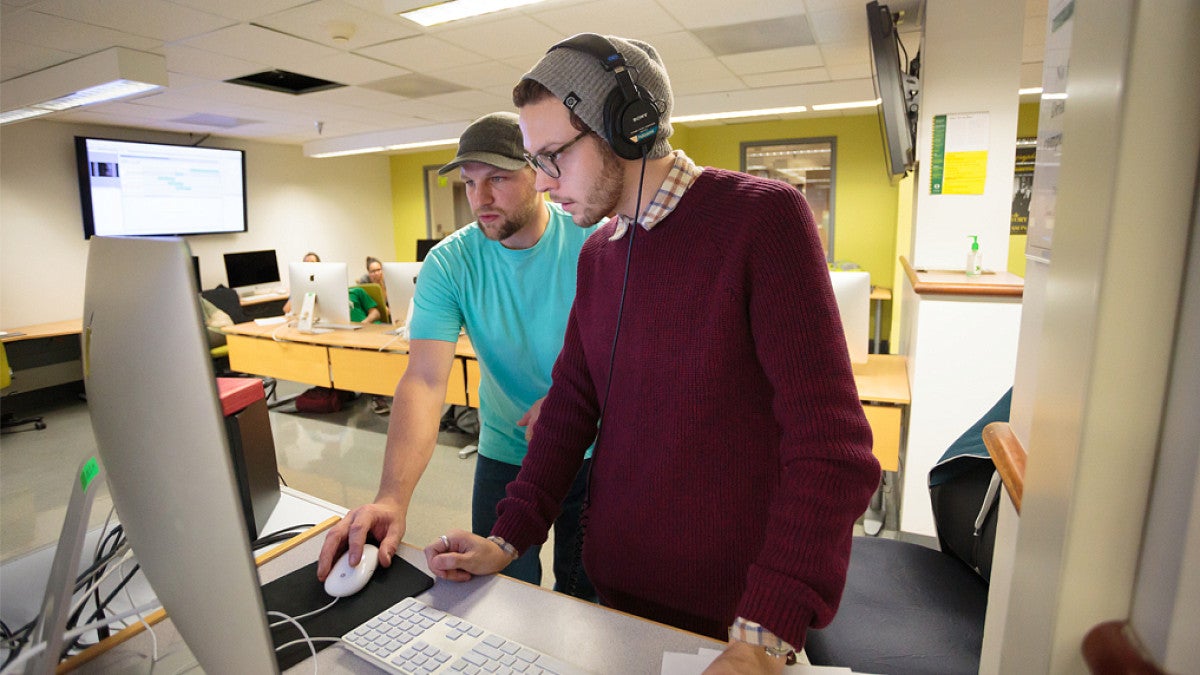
[
  {"xmin": 82, "ymin": 236, "xmax": 278, "ymax": 672},
  {"xmin": 382, "ymin": 262, "xmax": 421, "ymax": 331},
  {"xmin": 829, "ymin": 270, "xmax": 871, "ymax": 364},
  {"xmin": 224, "ymin": 249, "xmax": 281, "ymax": 295},
  {"xmin": 287, "ymin": 261, "xmax": 351, "ymax": 326},
  {"xmin": 415, "ymin": 239, "xmax": 438, "ymax": 262}
]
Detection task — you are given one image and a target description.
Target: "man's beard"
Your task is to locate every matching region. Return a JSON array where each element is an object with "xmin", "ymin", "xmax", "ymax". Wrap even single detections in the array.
[
  {"xmin": 477, "ymin": 196, "xmax": 540, "ymax": 242},
  {"xmin": 573, "ymin": 146, "xmax": 623, "ymax": 227}
]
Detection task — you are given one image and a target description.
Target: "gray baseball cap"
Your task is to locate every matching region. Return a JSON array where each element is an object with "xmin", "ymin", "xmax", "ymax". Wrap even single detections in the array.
[{"xmin": 438, "ymin": 112, "xmax": 528, "ymax": 175}]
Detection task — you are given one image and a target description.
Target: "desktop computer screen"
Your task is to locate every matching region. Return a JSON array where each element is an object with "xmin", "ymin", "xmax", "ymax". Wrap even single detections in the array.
[
  {"xmin": 287, "ymin": 261, "xmax": 351, "ymax": 327},
  {"xmin": 82, "ymin": 236, "xmax": 279, "ymax": 672},
  {"xmin": 382, "ymin": 262, "xmax": 421, "ymax": 330},
  {"xmin": 224, "ymin": 249, "xmax": 281, "ymax": 293},
  {"xmin": 829, "ymin": 270, "xmax": 871, "ymax": 364}
]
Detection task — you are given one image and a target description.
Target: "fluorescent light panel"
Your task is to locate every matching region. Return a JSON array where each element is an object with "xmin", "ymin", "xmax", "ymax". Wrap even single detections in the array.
[
  {"xmin": 397, "ymin": 0, "xmax": 549, "ymax": 26},
  {"xmin": 673, "ymin": 105, "xmax": 808, "ymax": 123},
  {"xmin": 0, "ymin": 48, "xmax": 167, "ymax": 126}
]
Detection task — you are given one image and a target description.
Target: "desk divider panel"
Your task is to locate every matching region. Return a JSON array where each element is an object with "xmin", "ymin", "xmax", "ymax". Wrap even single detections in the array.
[{"xmin": 226, "ymin": 334, "xmax": 331, "ymax": 386}]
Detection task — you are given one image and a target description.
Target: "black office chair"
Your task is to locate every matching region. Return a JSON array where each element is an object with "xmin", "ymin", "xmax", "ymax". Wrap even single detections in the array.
[
  {"xmin": 804, "ymin": 391, "xmax": 1012, "ymax": 675},
  {"xmin": 200, "ymin": 287, "xmax": 277, "ymax": 400}
]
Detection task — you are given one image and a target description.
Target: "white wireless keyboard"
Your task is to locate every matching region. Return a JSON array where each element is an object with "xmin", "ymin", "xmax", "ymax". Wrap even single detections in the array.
[{"xmin": 341, "ymin": 596, "xmax": 589, "ymax": 675}]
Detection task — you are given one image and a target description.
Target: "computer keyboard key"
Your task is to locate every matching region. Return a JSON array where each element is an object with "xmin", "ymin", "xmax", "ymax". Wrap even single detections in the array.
[{"xmin": 342, "ymin": 597, "xmax": 590, "ymax": 674}]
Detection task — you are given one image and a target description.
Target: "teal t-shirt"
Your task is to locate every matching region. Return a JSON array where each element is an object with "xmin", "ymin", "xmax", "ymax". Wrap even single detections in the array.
[{"xmin": 410, "ymin": 203, "xmax": 598, "ymax": 465}]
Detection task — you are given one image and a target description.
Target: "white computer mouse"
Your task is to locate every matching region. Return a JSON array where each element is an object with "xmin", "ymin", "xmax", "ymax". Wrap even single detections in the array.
[{"xmin": 324, "ymin": 544, "xmax": 379, "ymax": 598}]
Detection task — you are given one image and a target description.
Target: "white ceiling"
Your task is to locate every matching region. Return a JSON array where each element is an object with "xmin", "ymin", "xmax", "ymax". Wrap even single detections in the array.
[{"xmin": 0, "ymin": 0, "xmax": 1048, "ymax": 153}]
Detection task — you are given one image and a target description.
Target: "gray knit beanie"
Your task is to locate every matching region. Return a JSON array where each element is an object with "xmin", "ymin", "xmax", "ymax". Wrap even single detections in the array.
[{"xmin": 521, "ymin": 35, "xmax": 673, "ymax": 159}]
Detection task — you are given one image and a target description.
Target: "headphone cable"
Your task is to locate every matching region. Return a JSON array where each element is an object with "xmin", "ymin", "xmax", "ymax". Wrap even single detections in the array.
[{"xmin": 567, "ymin": 152, "xmax": 648, "ymax": 597}]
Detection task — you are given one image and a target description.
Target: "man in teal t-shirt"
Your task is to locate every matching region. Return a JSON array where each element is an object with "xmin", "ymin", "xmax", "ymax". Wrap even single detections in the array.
[{"xmin": 317, "ymin": 112, "xmax": 598, "ymax": 599}]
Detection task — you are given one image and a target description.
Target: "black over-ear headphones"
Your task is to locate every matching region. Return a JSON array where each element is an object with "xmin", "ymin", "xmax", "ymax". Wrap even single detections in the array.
[{"xmin": 547, "ymin": 33, "xmax": 661, "ymax": 160}]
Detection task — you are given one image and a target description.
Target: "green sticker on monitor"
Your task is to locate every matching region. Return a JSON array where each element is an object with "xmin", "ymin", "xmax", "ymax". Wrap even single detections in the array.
[{"xmin": 80, "ymin": 457, "xmax": 100, "ymax": 491}]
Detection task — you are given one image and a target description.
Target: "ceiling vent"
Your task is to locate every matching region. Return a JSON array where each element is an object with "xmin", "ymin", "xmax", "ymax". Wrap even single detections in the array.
[{"xmin": 225, "ymin": 69, "xmax": 344, "ymax": 95}]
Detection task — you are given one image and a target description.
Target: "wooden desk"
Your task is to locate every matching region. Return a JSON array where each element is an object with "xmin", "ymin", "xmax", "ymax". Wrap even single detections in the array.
[
  {"xmin": 224, "ymin": 322, "xmax": 477, "ymax": 406},
  {"xmin": 0, "ymin": 320, "xmax": 85, "ymax": 395},
  {"xmin": 48, "ymin": 490, "xmax": 724, "ymax": 673},
  {"xmin": 854, "ymin": 354, "xmax": 909, "ymax": 472}
]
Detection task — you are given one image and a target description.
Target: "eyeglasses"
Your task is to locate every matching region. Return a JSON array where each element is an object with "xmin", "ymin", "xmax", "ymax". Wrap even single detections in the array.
[{"xmin": 523, "ymin": 130, "xmax": 590, "ymax": 179}]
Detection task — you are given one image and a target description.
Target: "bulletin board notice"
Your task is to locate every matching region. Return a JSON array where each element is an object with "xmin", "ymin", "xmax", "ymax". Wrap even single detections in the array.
[{"xmin": 930, "ymin": 112, "xmax": 989, "ymax": 195}]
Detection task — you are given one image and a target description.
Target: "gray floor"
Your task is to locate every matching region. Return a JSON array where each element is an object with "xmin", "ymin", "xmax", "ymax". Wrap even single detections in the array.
[
  {"xmin": 2, "ymin": 381, "xmax": 891, "ymax": 591},
  {"xmin": 0, "ymin": 380, "xmax": 560, "ymax": 588}
]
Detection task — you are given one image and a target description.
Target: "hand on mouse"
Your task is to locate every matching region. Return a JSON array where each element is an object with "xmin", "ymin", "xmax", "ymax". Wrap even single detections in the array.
[
  {"xmin": 424, "ymin": 529, "xmax": 512, "ymax": 582},
  {"xmin": 317, "ymin": 499, "xmax": 404, "ymax": 581}
]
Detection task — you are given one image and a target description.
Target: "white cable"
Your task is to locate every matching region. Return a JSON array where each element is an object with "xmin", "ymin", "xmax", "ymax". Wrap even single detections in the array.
[
  {"xmin": 68, "ymin": 547, "xmax": 135, "ymax": 620},
  {"xmin": 266, "ymin": 611, "xmax": 318, "ymax": 675},
  {"xmin": 120, "ymin": 554, "xmax": 158, "ymax": 663},
  {"xmin": 268, "ymin": 598, "xmax": 337, "ymax": 628},
  {"xmin": 0, "ymin": 641, "xmax": 46, "ymax": 675},
  {"xmin": 275, "ymin": 637, "xmax": 340, "ymax": 653},
  {"xmin": 0, "ymin": 602, "xmax": 162, "ymax": 675}
]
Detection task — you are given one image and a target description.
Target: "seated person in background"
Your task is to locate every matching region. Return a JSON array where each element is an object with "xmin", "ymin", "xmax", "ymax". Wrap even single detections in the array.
[
  {"xmin": 357, "ymin": 256, "xmax": 385, "ymax": 289},
  {"xmin": 357, "ymin": 256, "xmax": 392, "ymax": 414},
  {"xmin": 349, "ymin": 286, "xmax": 381, "ymax": 325},
  {"xmin": 282, "ymin": 252, "xmax": 379, "ymax": 323}
]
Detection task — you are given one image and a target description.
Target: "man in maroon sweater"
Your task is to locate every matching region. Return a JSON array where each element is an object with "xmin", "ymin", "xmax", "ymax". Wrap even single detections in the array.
[{"xmin": 426, "ymin": 33, "xmax": 881, "ymax": 674}]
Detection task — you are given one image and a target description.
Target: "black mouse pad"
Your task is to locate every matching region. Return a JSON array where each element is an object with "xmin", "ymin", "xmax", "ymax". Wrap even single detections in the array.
[{"xmin": 261, "ymin": 555, "xmax": 434, "ymax": 671}]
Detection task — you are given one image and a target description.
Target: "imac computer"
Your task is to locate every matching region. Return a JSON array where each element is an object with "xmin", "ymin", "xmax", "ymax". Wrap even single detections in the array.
[
  {"xmin": 382, "ymin": 262, "xmax": 422, "ymax": 335},
  {"xmin": 82, "ymin": 236, "xmax": 279, "ymax": 672},
  {"xmin": 224, "ymin": 249, "xmax": 283, "ymax": 297},
  {"xmin": 829, "ymin": 271, "xmax": 871, "ymax": 364},
  {"xmin": 287, "ymin": 261, "xmax": 354, "ymax": 332}
]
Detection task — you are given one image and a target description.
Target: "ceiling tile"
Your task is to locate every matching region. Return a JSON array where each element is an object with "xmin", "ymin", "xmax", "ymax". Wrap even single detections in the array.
[
  {"xmin": 1, "ymin": 10, "xmax": 159, "ymax": 58},
  {"xmin": 178, "ymin": 24, "xmax": 341, "ymax": 68},
  {"xmin": 357, "ymin": 35, "xmax": 488, "ymax": 71},
  {"xmin": 530, "ymin": 0, "xmax": 682, "ymax": 42},
  {"xmin": 640, "ymin": 31, "xmax": 714, "ymax": 65},
  {"xmin": 693, "ymin": 14, "xmax": 814, "ymax": 57},
  {"xmin": 164, "ymin": 44, "xmax": 268, "ymax": 81},
  {"xmin": 653, "ymin": 0, "xmax": 808, "ymax": 31},
  {"xmin": 31, "ymin": 0, "xmax": 234, "ymax": 42},
  {"xmin": 807, "ymin": 6, "xmax": 865, "ymax": 44},
  {"xmin": 741, "ymin": 68, "xmax": 830, "ymax": 89},
  {"xmin": 289, "ymin": 52, "xmax": 410, "ymax": 86},
  {"xmin": 820, "ymin": 40, "xmax": 869, "ymax": 68},
  {"xmin": 168, "ymin": 0, "xmax": 312, "ymax": 23},
  {"xmin": 427, "ymin": 60, "xmax": 527, "ymax": 91},
  {"xmin": 254, "ymin": 0, "xmax": 421, "ymax": 50},
  {"xmin": 719, "ymin": 45, "xmax": 824, "ymax": 76},
  {"xmin": 0, "ymin": 38, "xmax": 75, "ymax": 79},
  {"xmin": 434, "ymin": 15, "xmax": 562, "ymax": 61},
  {"xmin": 665, "ymin": 57, "xmax": 737, "ymax": 84}
]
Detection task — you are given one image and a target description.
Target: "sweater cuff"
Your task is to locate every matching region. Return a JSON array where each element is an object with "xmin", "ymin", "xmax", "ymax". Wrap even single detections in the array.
[{"xmin": 735, "ymin": 564, "xmax": 823, "ymax": 649}]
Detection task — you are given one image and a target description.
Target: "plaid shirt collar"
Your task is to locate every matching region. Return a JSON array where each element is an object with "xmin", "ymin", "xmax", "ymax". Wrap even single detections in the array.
[{"xmin": 609, "ymin": 150, "xmax": 703, "ymax": 241}]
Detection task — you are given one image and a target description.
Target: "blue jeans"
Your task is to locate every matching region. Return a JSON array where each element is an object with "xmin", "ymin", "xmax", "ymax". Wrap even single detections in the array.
[{"xmin": 472, "ymin": 454, "xmax": 596, "ymax": 601}]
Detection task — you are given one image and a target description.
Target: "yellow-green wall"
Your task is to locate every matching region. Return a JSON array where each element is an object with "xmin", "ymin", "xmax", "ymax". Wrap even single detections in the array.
[
  {"xmin": 389, "ymin": 147, "xmax": 457, "ymax": 261},
  {"xmin": 391, "ymin": 115, "xmax": 903, "ymax": 284},
  {"xmin": 387, "ymin": 104, "xmax": 1041, "ymax": 342}
]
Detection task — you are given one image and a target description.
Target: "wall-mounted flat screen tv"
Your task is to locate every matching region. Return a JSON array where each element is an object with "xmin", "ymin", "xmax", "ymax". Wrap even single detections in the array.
[
  {"xmin": 75, "ymin": 136, "xmax": 248, "ymax": 239},
  {"xmin": 866, "ymin": 1, "xmax": 918, "ymax": 181}
]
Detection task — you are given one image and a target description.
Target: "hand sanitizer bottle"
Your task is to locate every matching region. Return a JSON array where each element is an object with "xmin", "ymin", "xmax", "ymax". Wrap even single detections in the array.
[{"xmin": 966, "ymin": 235, "xmax": 982, "ymax": 277}]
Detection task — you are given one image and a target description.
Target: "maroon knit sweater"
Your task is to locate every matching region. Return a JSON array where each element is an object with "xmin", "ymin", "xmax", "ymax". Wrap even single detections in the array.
[{"xmin": 493, "ymin": 168, "xmax": 880, "ymax": 648}]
